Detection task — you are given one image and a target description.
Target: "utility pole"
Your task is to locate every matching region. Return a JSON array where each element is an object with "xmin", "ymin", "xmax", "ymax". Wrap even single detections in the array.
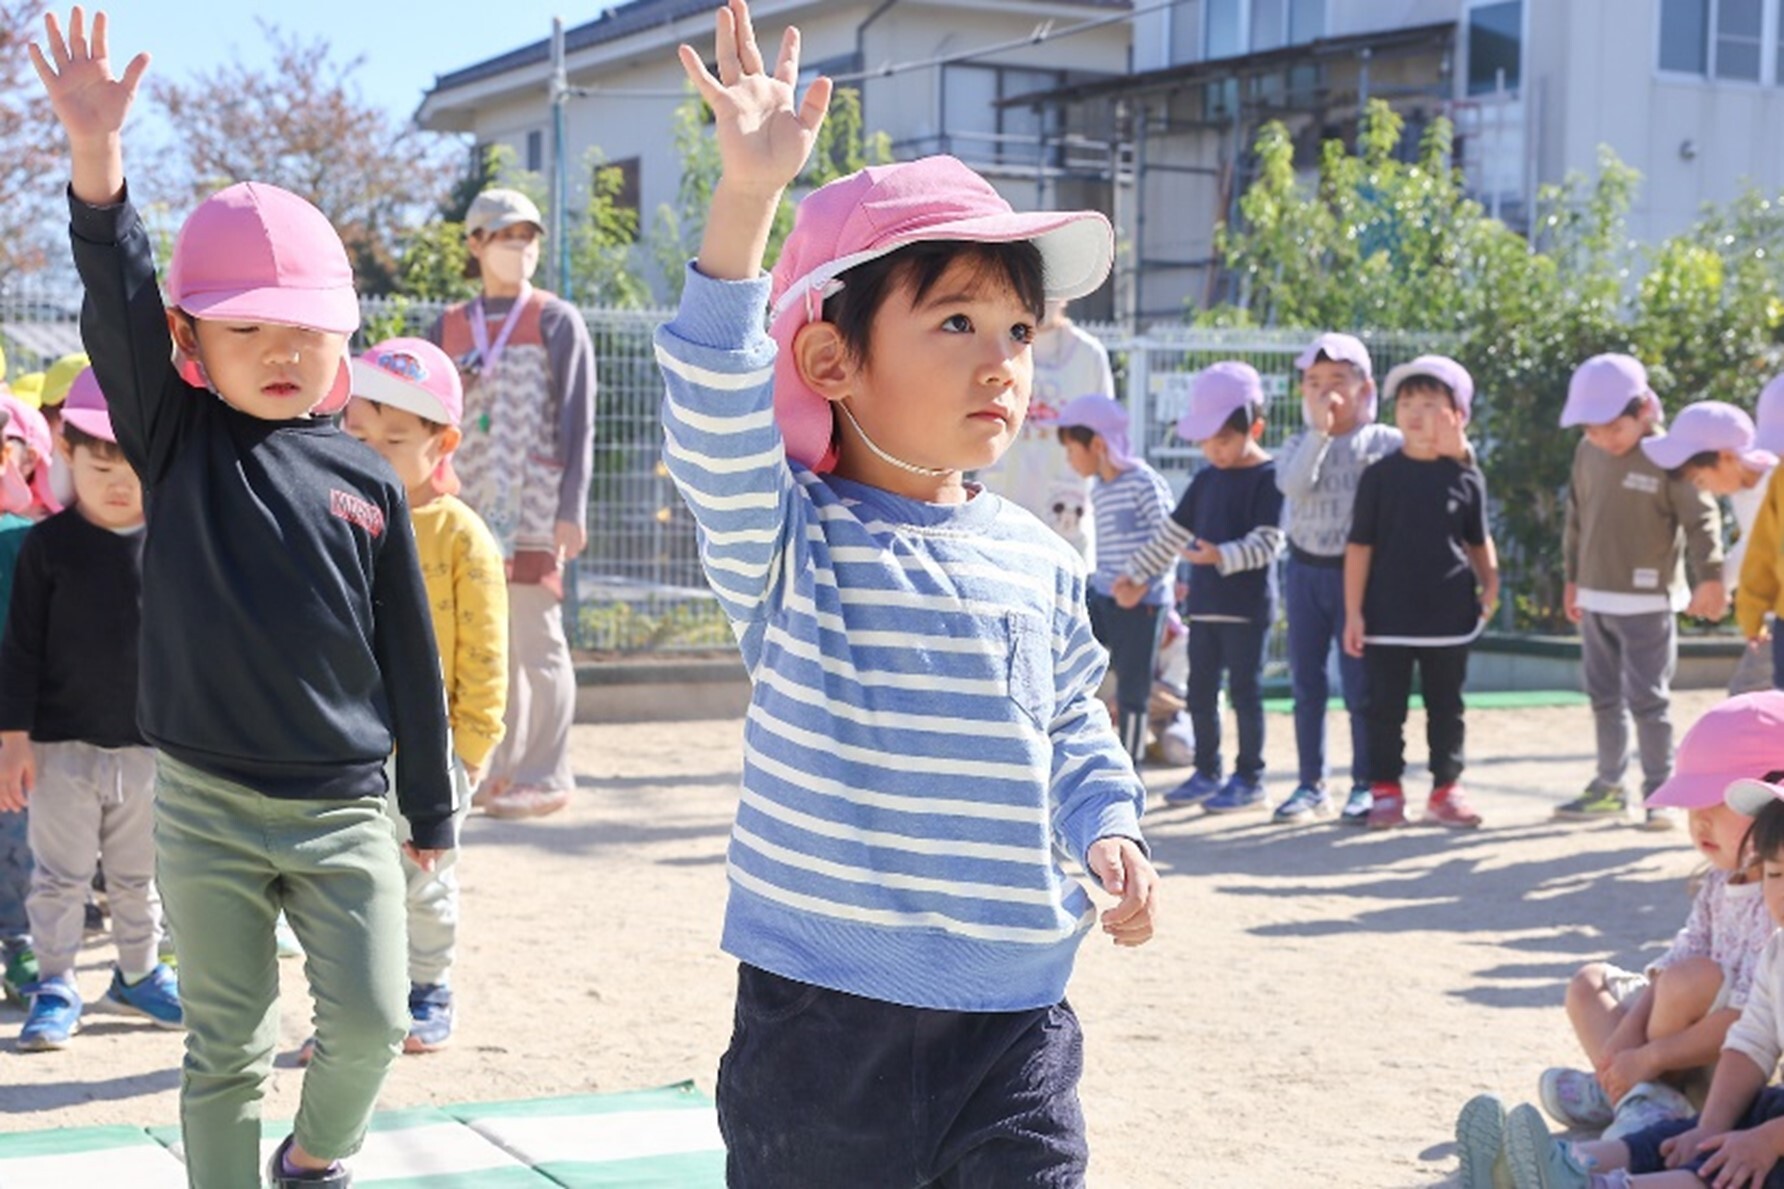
[{"xmin": 551, "ymin": 17, "xmax": 571, "ymax": 296}]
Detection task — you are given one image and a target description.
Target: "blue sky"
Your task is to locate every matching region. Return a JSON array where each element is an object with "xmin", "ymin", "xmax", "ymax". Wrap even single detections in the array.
[{"xmin": 51, "ymin": 1, "xmax": 616, "ymax": 128}]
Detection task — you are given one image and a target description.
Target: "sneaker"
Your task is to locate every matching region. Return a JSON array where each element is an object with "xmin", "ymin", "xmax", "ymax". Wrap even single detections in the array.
[
  {"xmin": 1163, "ymin": 771, "xmax": 1222, "ymax": 807},
  {"xmin": 18, "ymin": 976, "xmax": 81, "ymax": 1052},
  {"xmin": 274, "ymin": 913, "xmax": 304, "ymax": 959},
  {"xmin": 266, "ymin": 1134, "xmax": 351, "ymax": 1188},
  {"xmin": 296, "ymin": 1035, "xmax": 317, "ymax": 1066},
  {"xmin": 1537, "ymin": 1067, "xmax": 1614, "ymax": 1130},
  {"xmin": 483, "ymin": 784, "xmax": 570, "ymax": 820},
  {"xmin": 1425, "ymin": 784, "xmax": 1484, "ymax": 829},
  {"xmin": 1554, "ymin": 785, "xmax": 1628, "ymax": 822},
  {"xmin": 1601, "ymin": 1081, "xmax": 1694, "ymax": 1143},
  {"xmin": 1272, "ymin": 783, "xmax": 1333, "ymax": 823},
  {"xmin": 1338, "ymin": 785, "xmax": 1373, "ymax": 826},
  {"xmin": 1639, "ymin": 807, "xmax": 1682, "ymax": 832},
  {"xmin": 1203, "ymin": 775, "xmax": 1267, "ymax": 814},
  {"xmin": 1502, "ymin": 1102, "xmax": 1630, "ymax": 1188},
  {"xmin": 103, "ymin": 963, "xmax": 183, "ymax": 1030},
  {"xmin": 1455, "ymin": 1094, "xmax": 1514, "ymax": 1189},
  {"xmin": 404, "ymin": 983, "xmax": 454, "ymax": 1053},
  {"xmin": 1, "ymin": 942, "xmax": 38, "ymax": 1007},
  {"xmin": 1366, "ymin": 784, "xmax": 1408, "ymax": 829}
]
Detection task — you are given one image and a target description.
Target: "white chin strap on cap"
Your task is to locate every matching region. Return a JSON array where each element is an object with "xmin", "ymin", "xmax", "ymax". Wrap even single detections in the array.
[{"xmin": 835, "ymin": 402, "xmax": 956, "ymax": 478}]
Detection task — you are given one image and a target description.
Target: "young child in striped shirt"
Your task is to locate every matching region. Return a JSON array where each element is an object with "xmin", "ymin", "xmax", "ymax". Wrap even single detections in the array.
[
  {"xmin": 656, "ymin": 4, "xmax": 1157, "ymax": 1184},
  {"xmin": 1055, "ymin": 394, "xmax": 1176, "ymax": 762}
]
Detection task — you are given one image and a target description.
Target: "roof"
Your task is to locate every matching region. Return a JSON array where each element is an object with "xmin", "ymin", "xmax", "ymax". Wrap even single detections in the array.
[{"xmin": 425, "ymin": 0, "xmax": 1133, "ymax": 98}]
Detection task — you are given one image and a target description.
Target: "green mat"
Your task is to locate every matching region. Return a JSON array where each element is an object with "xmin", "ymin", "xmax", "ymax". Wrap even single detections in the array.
[
  {"xmin": 0, "ymin": 1084, "xmax": 723, "ymax": 1188},
  {"xmin": 1260, "ymin": 689, "xmax": 1588, "ymax": 714}
]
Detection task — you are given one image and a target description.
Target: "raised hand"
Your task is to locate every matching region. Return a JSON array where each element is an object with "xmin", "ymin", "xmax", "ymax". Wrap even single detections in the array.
[{"xmin": 28, "ymin": 8, "xmax": 147, "ymax": 147}]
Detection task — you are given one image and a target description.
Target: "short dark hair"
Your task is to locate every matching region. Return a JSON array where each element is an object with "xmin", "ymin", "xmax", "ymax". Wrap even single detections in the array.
[
  {"xmin": 1057, "ymin": 425, "xmax": 1096, "ymax": 448},
  {"xmin": 1219, "ymin": 403, "xmax": 1262, "ymax": 437},
  {"xmin": 1666, "ymin": 449, "xmax": 1724, "ymax": 481},
  {"xmin": 60, "ymin": 422, "xmax": 127, "ymax": 462},
  {"xmin": 822, "ymin": 239, "xmax": 1047, "ymax": 367},
  {"xmin": 1745, "ymin": 794, "xmax": 1784, "ymax": 866},
  {"xmin": 1621, "ymin": 396, "xmax": 1649, "ymax": 421},
  {"xmin": 1395, "ymin": 375, "xmax": 1460, "ymax": 413},
  {"xmin": 1310, "ymin": 350, "xmax": 1367, "ymax": 383}
]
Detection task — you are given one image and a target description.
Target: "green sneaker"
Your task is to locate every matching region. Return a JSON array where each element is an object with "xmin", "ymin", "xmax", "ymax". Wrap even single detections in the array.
[
  {"xmin": 1553, "ymin": 785, "xmax": 1627, "ymax": 822},
  {"xmin": 2, "ymin": 942, "xmax": 39, "ymax": 1007}
]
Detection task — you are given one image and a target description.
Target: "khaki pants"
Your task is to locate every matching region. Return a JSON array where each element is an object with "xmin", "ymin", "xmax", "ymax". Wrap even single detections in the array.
[
  {"xmin": 488, "ymin": 582, "xmax": 575, "ymax": 793},
  {"xmin": 154, "ymin": 754, "xmax": 407, "ymax": 1187},
  {"xmin": 383, "ymin": 760, "xmax": 471, "ymax": 986}
]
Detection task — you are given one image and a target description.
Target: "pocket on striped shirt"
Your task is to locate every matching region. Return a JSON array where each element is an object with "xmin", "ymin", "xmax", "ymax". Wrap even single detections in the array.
[{"xmin": 1004, "ymin": 611, "xmax": 1053, "ymax": 730}]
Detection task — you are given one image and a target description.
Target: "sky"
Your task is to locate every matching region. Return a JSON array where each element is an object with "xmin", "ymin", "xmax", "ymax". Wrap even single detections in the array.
[{"xmin": 42, "ymin": 0, "xmax": 618, "ymax": 128}]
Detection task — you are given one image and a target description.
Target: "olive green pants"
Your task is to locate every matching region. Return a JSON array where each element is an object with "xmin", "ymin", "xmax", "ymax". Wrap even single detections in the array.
[{"xmin": 154, "ymin": 753, "xmax": 407, "ymax": 1188}]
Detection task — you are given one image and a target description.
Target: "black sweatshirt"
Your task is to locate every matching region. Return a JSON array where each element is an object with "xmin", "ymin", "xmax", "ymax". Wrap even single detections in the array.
[
  {"xmin": 69, "ymin": 189, "xmax": 455, "ymax": 849},
  {"xmin": 0, "ymin": 510, "xmax": 147, "ymax": 748}
]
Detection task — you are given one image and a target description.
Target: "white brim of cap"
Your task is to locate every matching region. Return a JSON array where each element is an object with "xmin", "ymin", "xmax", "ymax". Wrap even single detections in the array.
[
  {"xmin": 350, "ymin": 360, "xmax": 456, "ymax": 426},
  {"xmin": 1726, "ymin": 777, "xmax": 1784, "ymax": 816}
]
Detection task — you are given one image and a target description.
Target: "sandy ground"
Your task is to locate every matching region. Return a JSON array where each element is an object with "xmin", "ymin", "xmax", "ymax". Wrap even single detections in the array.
[{"xmin": 0, "ymin": 688, "xmax": 1731, "ymax": 1187}]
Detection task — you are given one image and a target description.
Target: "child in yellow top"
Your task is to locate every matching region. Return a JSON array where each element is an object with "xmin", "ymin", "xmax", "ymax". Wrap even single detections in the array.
[{"xmin": 345, "ymin": 337, "xmax": 509, "ymax": 1053}]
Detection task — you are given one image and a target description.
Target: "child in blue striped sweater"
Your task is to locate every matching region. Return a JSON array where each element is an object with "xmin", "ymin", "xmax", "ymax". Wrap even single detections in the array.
[
  {"xmin": 1055, "ymin": 394, "xmax": 1176, "ymax": 762},
  {"xmin": 658, "ymin": 4, "xmax": 1158, "ymax": 1184}
]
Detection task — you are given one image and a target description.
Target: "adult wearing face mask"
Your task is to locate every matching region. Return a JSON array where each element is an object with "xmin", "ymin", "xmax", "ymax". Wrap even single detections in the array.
[{"xmin": 429, "ymin": 188, "xmax": 597, "ymax": 820}]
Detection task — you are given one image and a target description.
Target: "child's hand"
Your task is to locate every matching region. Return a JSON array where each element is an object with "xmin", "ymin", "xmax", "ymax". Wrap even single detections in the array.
[
  {"xmin": 1310, "ymin": 390, "xmax": 1344, "ymax": 436},
  {"xmin": 677, "ymin": 0, "xmax": 831, "ymax": 200},
  {"xmin": 462, "ymin": 761, "xmax": 483, "ymax": 790},
  {"xmin": 403, "ymin": 843, "xmax": 448, "ymax": 873},
  {"xmin": 1694, "ymin": 1126, "xmax": 1777, "ymax": 1187},
  {"xmin": 29, "ymin": 9, "xmax": 148, "ymax": 149},
  {"xmin": 1111, "ymin": 576, "xmax": 1145, "ymax": 609},
  {"xmin": 0, "ymin": 733, "xmax": 36, "ymax": 813},
  {"xmin": 1342, "ymin": 616, "xmax": 1365, "ymax": 658},
  {"xmin": 1086, "ymin": 836, "xmax": 1157, "ymax": 947},
  {"xmin": 1687, "ymin": 579, "xmax": 1729, "ymax": 621},
  {"xmin": 1181, "ymin": 539, "xmax": 1220, "ymax": 566},
  {"xmin": 1563, "ymin": 581, "xmax": 1582, "ymax": 624},
  {"xmin": 1598, "ymin": 1044, "xmax": 1656, "ymax": 1104},
  {"xmin": 1661, "ymin": 1125, "xmax": 1720, "ymax": 1168}
]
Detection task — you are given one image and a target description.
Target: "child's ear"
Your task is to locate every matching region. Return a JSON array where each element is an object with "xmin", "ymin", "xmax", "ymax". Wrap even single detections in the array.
[
  {"xmin": 438, "ymin": 425, "xmax": 463, "ymax": 455},
  {"xmin": 167, "ymin": 310, "xmax": 200, "ymax": 358},
  {"xmin": 1249, "ymin": 417, "xmax": 1266, "ymax": 441},
  {"xmin": 792, "ymin": 322, "xmax": 856, "ymax": 403}
]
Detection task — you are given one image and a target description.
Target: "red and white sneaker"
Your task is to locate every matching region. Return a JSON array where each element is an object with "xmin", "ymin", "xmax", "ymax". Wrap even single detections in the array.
[
  {"xmin": 1366, "ymin": 784, "xmax": 1407, "ymax": 829},
  {"xmin": 1425, "ymin": 784, "xmax": 1483, "ymax": 829}
]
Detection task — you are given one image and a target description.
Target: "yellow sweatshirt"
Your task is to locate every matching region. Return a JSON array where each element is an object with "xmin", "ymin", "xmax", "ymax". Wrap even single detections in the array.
[
  {"xmin": 1739, "ymin": 466, "xmax": 1784, "ymax": 638},
  {"xmin": 412, "ymin": 495, "xmax": 509, "ymax": 770}
]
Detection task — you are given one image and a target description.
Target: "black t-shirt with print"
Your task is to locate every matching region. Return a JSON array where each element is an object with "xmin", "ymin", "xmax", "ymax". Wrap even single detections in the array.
[{"xmin": 1348, "ymin": 451, "xmax": 1488, "ymax": 641}]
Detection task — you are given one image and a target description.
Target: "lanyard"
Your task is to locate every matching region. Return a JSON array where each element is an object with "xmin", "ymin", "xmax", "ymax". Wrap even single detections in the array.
[{"xmin": 469, "ymin": 282, "xmax": 532, "ymax": 377}]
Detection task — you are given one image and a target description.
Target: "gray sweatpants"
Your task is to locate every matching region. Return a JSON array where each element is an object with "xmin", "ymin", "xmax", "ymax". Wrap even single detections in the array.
[
  {"xmin": 28, "ymin": 741, "xmax": 161, "ymax": 980},
  {"xmin": 1581, "ymin": 609, "xmax": 1677, "ymax": 797},
  {"xmin": 382, "ymin": 760, "xmax": 471, "ymax": 987},
  {"xmin": 487, "ymin": 582, "xmax": 575, "ymax": 793}
]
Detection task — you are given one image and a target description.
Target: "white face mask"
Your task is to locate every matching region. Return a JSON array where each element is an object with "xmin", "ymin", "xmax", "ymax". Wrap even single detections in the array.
[{"xmin": 483, "ymin": 238, "xmax": 540, "ymax": 287}]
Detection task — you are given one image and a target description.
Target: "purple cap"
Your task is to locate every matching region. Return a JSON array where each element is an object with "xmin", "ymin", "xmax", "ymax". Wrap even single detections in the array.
[
  {"xmin": 1646, "ymin": 690, "xmax": 1784, "ymax": 809},
  {"xmin": 1756, "ymin": 374, "xmax": 1784, "ymax": 456},
  {"xmin": 1639, "ymin": 400, "xmax": 1777, "ymax": 473},
  {"xmin": 1295, "ymin": 333, "xmax": 1373, "ymax": 379},
  {"xmin": 1175, "ymin": 361, "xmax": 1264, "ymax": 441},
  {"xmin": 1053, "ymin": 394, "xmax": 1135, "ymax": 468},
  {"xmin": 58, "ymin": 368, "xmax": 115, "ymax": 443},
  {"xmin": 1383, "ymin": 354, "xmax": 1475, "ymax": 425},
  {"xmin": 1561, "ymin": 354, "xmax": 1657, "ymax": 428}
]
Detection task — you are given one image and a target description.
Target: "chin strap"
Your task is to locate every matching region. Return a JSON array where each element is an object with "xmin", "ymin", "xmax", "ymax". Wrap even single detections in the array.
[{"xmin": 835, "ymin": 402, "xmax": 957, "ymax": 478}]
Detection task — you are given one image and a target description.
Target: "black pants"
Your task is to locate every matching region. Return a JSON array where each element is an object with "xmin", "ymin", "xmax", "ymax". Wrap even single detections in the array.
[
  {"xmin": 1363, "ymin": 643, "xmax": 1469, "ymax": 786},
  {"xmin": 1087, "ymin": 593, "xmax": 1162, "ymax": 760},
  {"xmin": 1187, "ymin": 619, "xmax": 1268, "ymax": 781},
  {"xmin": 717, "ymin": 964, "xmax": 1089, "ymax": 1188},
  {"xmin": 1624, "ymin": 1086, "xmax": 1784, "ymax": 1184}
]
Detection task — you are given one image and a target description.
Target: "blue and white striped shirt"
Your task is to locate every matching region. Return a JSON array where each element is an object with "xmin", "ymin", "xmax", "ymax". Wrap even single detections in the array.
[
  {"xmin": 1089, "ymin": 462, "xmax": 1175, "ymax": 607},
  {"xmin": 655, "ymin": 267, "xmax": 1146, "ymax": 1012}
]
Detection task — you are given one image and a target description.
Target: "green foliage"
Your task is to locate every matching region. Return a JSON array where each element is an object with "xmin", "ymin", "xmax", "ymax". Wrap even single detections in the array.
[
  {"xmin": 1210, "ymin": 103, "xmax": 1784, "ymax": 629},
  {"xmin": 566, "ymin": 152, "xmax": 651, "ymax": 309}
]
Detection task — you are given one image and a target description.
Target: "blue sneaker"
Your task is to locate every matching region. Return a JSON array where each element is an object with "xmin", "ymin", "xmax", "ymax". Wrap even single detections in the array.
[
  {"xmin": 404, "ymin": 982, "xmax": 454, "ymax": 1053},
  {"xmin": 1338, "ymin": 785, "xmax": 1373, "ymax": 826},
  {"xmin": 1272, "ymin": 783, "xmax": 1332, "ymax": 823},
  {"xmin": 103, "ymin": 963, "xmax": 183, "ymax": 1029},
  {"xmin": 1203, "ymin": 775, "xmax": 1267, "ymax": 814},
  {"xmin": 1163, "ymin": 771, "xmax": 1222, "ymax": 807},
  {"xmin": 19, "ymin": 975, "xmax": 82, "ymax": 1052}
]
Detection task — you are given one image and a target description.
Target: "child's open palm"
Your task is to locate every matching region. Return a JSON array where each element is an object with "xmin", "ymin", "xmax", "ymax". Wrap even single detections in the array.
[
  {"xmin": 677, "ymin": 0, "xmax": 831, "ymax": 196},
  {"xmin": 28, "ymin": 8, "xmax": 149, "ymax": 145}
]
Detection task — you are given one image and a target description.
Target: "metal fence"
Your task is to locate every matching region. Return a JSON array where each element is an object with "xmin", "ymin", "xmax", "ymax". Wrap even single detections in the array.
[{"xmin": 0, "ymin": 283, "xmax": 1450, "ymax": 662}]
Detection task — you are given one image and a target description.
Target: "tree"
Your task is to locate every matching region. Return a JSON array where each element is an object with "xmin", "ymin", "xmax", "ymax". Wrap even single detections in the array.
[
  {"xmin": 0, "ymin": 0, "xmax": 57, "ymax": 276},
  {"xmin": 149, "ymin": 20, "xmax": 459, "ymax": 295}
]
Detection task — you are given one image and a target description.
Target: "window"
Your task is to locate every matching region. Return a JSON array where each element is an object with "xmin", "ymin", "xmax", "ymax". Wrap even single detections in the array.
[
  {"xmin": 1206, "ymin": 0, "xmax": 1325, "ymax": 57},
  {"xmin": 938, "ymin": 64, "xmax": 1064, "ymax": 165},
  {"xmin": 1206, "ymin": 0, "xmax": 1242, "ymax": 58},
  {"xmin": 1251, "ymin": 0, "xmax": 1285, "ymax": 51},
  {"xmin": 1467, "ymin": 2, "xmax": 1522, "ymax": 95},
  {"xmin": 1718, "ymin": 0, "xmax": 1764, "ymax": 78},
  {"xmin": 526, "ymin": 130, "xmax": 543, "ymax": 174},
  {"xmin": 1660, "ymin": 0, "xmax": 1783, "ymax": 81},
  {"xmin": 1289, "ymin": 0, "xmax": 1325, "ymax": 42},
  {"xmin": 1660, "ymin": 0, "xmax": 1710, "ymax": 72}
]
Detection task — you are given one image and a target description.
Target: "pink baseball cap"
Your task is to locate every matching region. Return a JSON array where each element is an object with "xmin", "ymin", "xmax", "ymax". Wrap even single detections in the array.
[
  {"xmin": 1561, "ymin": 354, "xmax": 1657, "ymax": 428},
  {"xmin": 0, "ymin": 393, "xmax": 61, "ymax": 514},
  {"xmin": 1647, "ymin": 690, "xmax": 1784, "ymax": 809},
  {"xmin": 351, "ymin": 338, "xmax": 465, "ymax": 496},
  {"xmin": 1755, "ymin": 374, "xmax": 1784, "ymax": 456},
  {"xmin": 768, "ymin": 156, "xmax": 1115, "ymax": 472},
  {"xmin": 1383, "ymin": 354, "xmax": 1475, "ymax": 425},
  {"xmin": 1176, "ymin": 361, "xmax": 1265, "ymax": 441},
  {"xmin": 1639, "ymin": 400, "xmax": 1777, "ymax": 473},
  {"xmin": 1054, "ymin": 393, "xmax": 1135, "ymax": 468},
  {"xmin": 1297, "ymin": 332, "xmax": 1378, "ymax": 426},
  {"xmin": 58, "ymin": 367, "xmax": 115, "ymax": 443},
  {"xmin": 166, "ymin": 182, "xmax": 360, "ymax": 415}
]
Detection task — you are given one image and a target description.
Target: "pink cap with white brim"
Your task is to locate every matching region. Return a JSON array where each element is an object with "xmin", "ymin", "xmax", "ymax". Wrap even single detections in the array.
[
  {"xmin": 1646, "ymin": 690, "xmax": 1784, "ymax": 809},
  {"xmin": 58, "ymin": 368, "xmax": 115, "ymax": 443}
]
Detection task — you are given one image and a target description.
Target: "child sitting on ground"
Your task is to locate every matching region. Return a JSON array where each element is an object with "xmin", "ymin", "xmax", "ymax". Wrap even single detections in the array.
[
  {"xmin": 1056, "ymin": 393, "xmax": 1175, "ymax": 761},
  {"xmin": 1123, "ymin": 362, "xmax": 1283, "ymax": 813},
  {"xmin": 0, "ymin": 367, "xmax": 180, "ymax": 1050},
  {"xmin": 1521, "ymin": 692, "xmax": 1783, "ymax": 1160},
  {"xmin": 343, "ymin": 338, "xmax": 508, "ymax": 1054},
  {"xmin": 654, "ymin": 4, "xmax": 1158, "ymax": 1181},
  {"xmin": 1342, "ymin": 356, "xmax": 1498, "ymax": 829}
]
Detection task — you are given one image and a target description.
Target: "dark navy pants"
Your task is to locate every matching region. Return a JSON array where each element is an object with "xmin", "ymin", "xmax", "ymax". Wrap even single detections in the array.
[
  {"xmin": 1187, "ymin": 619, "xmax": 1268, "ymax": 781},
  {"xmin": 1285, "ymin": 558, "xmax": 1370, "ymax": 787},
  {"xmin": 716, "ymin": 964, "xmax": 1088, "ymax": 1188},
  {"xmin": 1087, "ymin": 592, "xmax": 1162, "ymax": 761},
  {"xmin": 1624, "ymin": 1086, "xmax": 1784, "ymax": 1185},
  {"xmin": 0, "ymin": 807, "xmax": 29, "ymax": 940}
]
